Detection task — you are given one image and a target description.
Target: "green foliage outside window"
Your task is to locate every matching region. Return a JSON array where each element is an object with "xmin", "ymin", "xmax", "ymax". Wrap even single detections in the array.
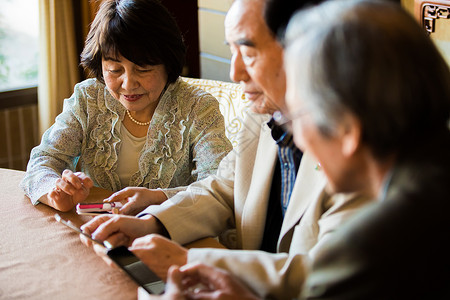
[{"xmin": 0, "ymin": 0, "xmax": 39, "ymax": 91}]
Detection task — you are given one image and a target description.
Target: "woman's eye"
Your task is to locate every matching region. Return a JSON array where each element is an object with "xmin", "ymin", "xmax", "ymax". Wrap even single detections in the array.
[
  {"xmin": 137, "ymin": 68, "xmax": 152, "ymax": 73},
  {"xmin": 108, "ymin": 69, "xmax": 120, "ymax": 74}
]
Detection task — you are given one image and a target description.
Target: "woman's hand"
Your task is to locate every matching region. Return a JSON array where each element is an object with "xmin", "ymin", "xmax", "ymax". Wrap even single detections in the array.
[
  {"xmin": 130, "ymin": 234, "xmax": 188, "ymax": 281},
  {"xmin": 104, "ymin": 187, "xmax": 168, "ymax": 215},
  {"xmin": 47, "ymin": 170, "xmax": 93, "ymax": 212}
]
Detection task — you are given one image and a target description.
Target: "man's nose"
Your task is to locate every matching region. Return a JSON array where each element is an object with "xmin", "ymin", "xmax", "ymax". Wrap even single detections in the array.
[{"xmin": 229, "ymin": 52, "xmax": 250, "ymax": 83}]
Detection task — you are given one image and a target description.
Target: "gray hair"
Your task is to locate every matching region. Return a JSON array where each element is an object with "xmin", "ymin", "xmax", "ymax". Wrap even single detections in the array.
[{"xmin": 285, "ymin": 0, "xmax": 450, "ymax": 158}]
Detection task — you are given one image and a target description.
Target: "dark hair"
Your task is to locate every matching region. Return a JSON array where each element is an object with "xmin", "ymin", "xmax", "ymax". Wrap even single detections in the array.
[
  {"xmin": 264, "ymin": 0, "xmax": 402, "ymax": 41},
  {"xmin": 80, "ymin": 0, "xmax": 186, "ymax": 83},
  {"xmin": 285, "ymin": 0, "xmax": 450, "ymax": 159},
  {"xmin": 263, "ymin": 0, "xmax": 324, "ymax": 39}
]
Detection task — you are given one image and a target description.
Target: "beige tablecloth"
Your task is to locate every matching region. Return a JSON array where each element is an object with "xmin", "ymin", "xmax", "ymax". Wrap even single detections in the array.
[
  {"xmin": 0, "ymin": 168, "xmax": 225, "ymax": 299},
  {"xmin": 0, "ymin": 168, "xmax": 140, "ymax": 299},
  {"xmin": 0, "ymin": 169, "xmax": 225, "ymax": 300}
]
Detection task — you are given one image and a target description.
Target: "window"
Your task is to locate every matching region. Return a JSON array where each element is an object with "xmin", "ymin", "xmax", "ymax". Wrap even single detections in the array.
[
  {"xmin": 0, "ymin": 0, "xmax": 39, "ymax": 170},
  {"xmin": 0, "ymin": 0, "xmax": 39, "ymax": 96}
]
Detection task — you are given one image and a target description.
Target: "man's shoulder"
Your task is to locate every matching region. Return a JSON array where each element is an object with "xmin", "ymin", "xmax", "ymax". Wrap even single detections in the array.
[{"xmin": 232, "ymin": 113, "xmax": 276, "ymax": 161}]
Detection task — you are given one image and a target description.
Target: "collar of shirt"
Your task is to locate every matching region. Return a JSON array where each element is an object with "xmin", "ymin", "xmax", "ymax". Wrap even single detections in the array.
[
  {"xmin": 267, "ymin": 117, "xmax": 295, "ymax": 147},
  {"xmin": 380, "ymin": 167, "xmax": 394, "ymax": 202}
]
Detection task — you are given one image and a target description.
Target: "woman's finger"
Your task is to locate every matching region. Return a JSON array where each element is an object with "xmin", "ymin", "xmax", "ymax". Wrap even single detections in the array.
[
  {"xmin": 56, "ymin": 178, "xmax": 76, "ymax": 195},
  {"xmin": 61, "ymin": 169, "xmax": 82, "ymax": 189},
  {"xmin": 104, "ymin": 188, "xmax": 132, "ymax": 203},
  {"xmin": 75, "ymin": 172, "xmax": 94, "ymax": 189},
  {"xmin": 118, "ymin": 201, "xmax": 133, "ymax": 215}
]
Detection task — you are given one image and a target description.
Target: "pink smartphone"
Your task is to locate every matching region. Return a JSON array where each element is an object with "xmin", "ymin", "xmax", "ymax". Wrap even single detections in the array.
[{"xmin": 76, "ymin": 202, "xmax": 123, "ymax": 215}]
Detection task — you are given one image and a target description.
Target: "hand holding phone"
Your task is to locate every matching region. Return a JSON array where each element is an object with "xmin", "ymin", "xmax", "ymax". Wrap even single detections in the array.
[
  {"xmin": 107, "ymin": 246, "xmax": 165, "ymax": 295},
  {"xmin": 54, "ymin": 214, "xmax": 164, "ymax": 294}
]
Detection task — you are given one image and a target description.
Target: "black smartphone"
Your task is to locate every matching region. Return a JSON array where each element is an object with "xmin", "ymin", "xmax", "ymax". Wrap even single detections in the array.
[{"xmin": 107, "ymin": 246, "xmax": 165, "ymax": 295}]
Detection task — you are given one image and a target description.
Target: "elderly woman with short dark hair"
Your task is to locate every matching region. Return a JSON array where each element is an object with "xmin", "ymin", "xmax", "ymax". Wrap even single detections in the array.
[{"xmin": 21, "ymin": 0, "xmax": 232, "ymax": 213}]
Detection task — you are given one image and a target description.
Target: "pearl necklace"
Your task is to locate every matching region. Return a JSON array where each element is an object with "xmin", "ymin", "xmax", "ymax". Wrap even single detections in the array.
[{"xmin": 126, "ymin": 110, "xmax": 150, "ymax": 126}]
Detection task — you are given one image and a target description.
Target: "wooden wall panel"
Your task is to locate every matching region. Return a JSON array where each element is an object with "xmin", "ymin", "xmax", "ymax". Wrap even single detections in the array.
[
  {"xmin": 0, "ymin": 104, "xmax": 39, "ymax": 170},
  {"xmin": 198, "ymin": 10, "xmax": 230, "ymax": 59},
  {"xmin": 198, "ymin": 0, "xmax": 232, "ymax": 81},
  {"xmin": 198, "ymin": 0, "xmax": 232, "ymax": 12}
]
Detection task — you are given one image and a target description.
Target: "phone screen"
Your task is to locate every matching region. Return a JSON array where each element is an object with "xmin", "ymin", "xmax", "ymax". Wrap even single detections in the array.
[{"xmin": 107, "ymin": 246, "xmax": 165, "ymax": 295}]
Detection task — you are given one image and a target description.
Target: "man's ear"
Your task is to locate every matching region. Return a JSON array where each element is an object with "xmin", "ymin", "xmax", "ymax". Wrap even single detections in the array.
[{"xmin": 340, "ymin": 114, "xmax": 362, "ymax": 157}]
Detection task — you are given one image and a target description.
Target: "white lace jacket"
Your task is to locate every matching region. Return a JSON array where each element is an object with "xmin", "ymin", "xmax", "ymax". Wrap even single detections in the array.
[{"xmin": 20, "ymin": 77, "xmax": 232, "ymax": 204}]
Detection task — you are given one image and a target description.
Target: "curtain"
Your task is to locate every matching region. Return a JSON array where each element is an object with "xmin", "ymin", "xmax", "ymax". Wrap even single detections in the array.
[{"xmin": 38, "ymin": 0, "xmax": 98, "ymax": 136}]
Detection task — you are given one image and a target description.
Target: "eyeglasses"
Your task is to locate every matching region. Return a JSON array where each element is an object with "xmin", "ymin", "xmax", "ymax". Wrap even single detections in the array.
[{"xmin": 273, "ymin": 109, "xmax": 308, "ymax": 133}]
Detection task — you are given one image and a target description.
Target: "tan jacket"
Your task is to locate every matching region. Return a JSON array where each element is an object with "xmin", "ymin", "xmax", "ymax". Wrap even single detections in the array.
[{"xmin": 142, "ymin": 111, "xmax": 371, "ymax": 299}]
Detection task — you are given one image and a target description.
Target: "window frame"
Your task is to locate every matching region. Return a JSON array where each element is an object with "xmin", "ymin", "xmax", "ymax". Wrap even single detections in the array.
[{"xmin": 0, "ymin": 86, "xmax": 38, "ymax": 110}]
